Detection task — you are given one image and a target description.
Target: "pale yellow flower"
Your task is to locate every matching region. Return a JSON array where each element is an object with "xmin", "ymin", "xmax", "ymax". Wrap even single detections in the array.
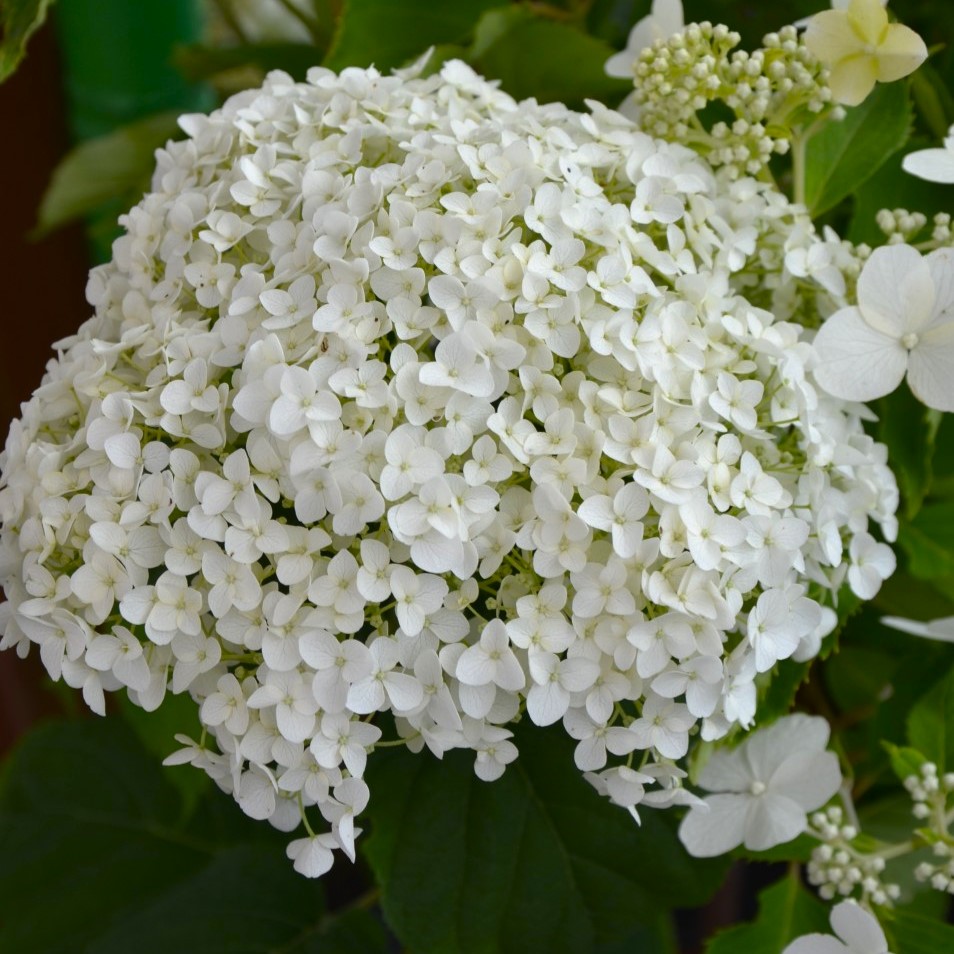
[{"xmin": 804, "ymin": 0, "xmax": 927, "ymax": 106}]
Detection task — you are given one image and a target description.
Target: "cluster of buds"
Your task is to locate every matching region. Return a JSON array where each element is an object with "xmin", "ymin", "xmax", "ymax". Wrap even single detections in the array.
[
  {"xmin": 807, "ymin": 805, "xmax": 901, "ymax": 906},
  {"xmin": 876, "ymin": 208, "xmax": 929, "ymax": 244},
  {"xmin": 630, "ymin": 24, "xmax": 833, "ymax": 178}
]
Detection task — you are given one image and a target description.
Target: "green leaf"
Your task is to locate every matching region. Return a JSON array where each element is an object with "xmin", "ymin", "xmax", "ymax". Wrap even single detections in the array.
[
  {"xmin": 704, "ymin": 874, "xmax": 829, "ymax": 954},
  {"xmin": 878, "ymin": 387, "xmax": 934, "ymax": 520},
  {"xmin": 323, "ymin": 0, "xmax": 506, "ymax": 71},
  {"xmin": 35, "ymin": 111, "xmax": 182, "ymax": 237},
  {"xmin": 0, "ymin": 719, "xmax": 385, "ymax": 953},
  {"xmin": 363, "ymin": 722, "xmax": 725, "ymax": 954},
  {"xmin": 825, "ymin": 645, "xmax": 896, "ymax": 712},
  {"xmin": 174, "ymin": 42, "xmax": 325, "ymax": 82},
  {"xmin": 898, "ymin": 502, "xmax": 954, "ymax": 580},
  {"xmin": 883, "ymin": 742, "xmax": 928, "ymax": 784},
  {"xmin": 117, "ymin": 691, "xmax": 210, "ymax": 817},
  {"xmin": 893, "ymin": 909, "xmax": 954, "ymax": 954},
  {"xmin": 804, "ymin": 82, "xmax": 912, "ymax": 217},
  {"xmin": 757, "ymin": 659, "xmax": 811, "ymax": 724},
  {"xmin": 848, "ymin": 146, "xmax": 954, "ymax": 248},
  {"xmin": 0, "ymin": 0, "xmax": 53, "ymax": 82},
  {"xmin": 734, "ymin": 832, "xmax": 816, "ymax": 863},
  {"xmin": 874, "ymin": 571, "xmax": 954, "ymax": 621},
  {"xmin": 470, "ymin": 11, "xmax": 632, "ymax": 106},
  {"xmin": 907, "ymin": 663, "xmax": 954, "ymax": 773}
]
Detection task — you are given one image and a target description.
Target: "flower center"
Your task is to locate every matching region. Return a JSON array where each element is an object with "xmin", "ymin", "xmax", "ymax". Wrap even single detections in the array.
[
  {"xmin": 901, "ymin": 332, "xmax": 919, "ymax": 350},
  {"xmin": 750, "ymin": 780, "xmax": 767, "ymax": 796}
]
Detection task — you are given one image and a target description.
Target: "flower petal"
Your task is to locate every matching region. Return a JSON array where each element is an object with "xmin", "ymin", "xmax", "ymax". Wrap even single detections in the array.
[
  {"xmin": 743, "ymin": 714, "xmax": 830, "ymax": 780},
  {"xmin": 743, "ymin": 793, "xmax": 806, "ymax": 851},
  {"xmin": 830, "ymin": 900, "xmax": 889, "ymax": 952},
  {"xmin": 902, "ymin": 148, "xmax": 954, "ymax": 184},
  {"xmin": 813, "ymin": 307, "xmax": 907, "ymax": 402},
  {"xmin": 907, "ymin": 322, "xmax": 954, "ymax": 411},
  {"xmin": 677, "ymin": 793, "xmax": 748, "ymax": 857},
  {"xmin": 698, "ymin": 745, "xmax": 753, "ymax": 793},
  {"xmin": 874, "ymin": 24, "xmax": 928, "ymax": 82},
  {"xmin": 828, "ymin": 55, "xmax": 878, "ymax": 107},
  {"xmin": 783, "ymin": 936, "xmax": 850, "ymax": 954},
  {"xmin": 926, "ymin": 247, "xmax": 954, "ymax": 323},
  {"xmin": 857, "ymin": 244, "xmax": 934, "ymax": 336},
  {"xmin": 804, "ymin": 11, "xmax": 863, "ymax": 63},
  {"xmin": 768, "ymin": 750, "xmax": 841, "ymax": 811}
]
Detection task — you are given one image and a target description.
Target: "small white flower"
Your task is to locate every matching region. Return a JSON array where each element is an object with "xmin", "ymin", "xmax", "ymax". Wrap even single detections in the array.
[
  {"xmin": 804, "ymin": 0, "xmax": 927, "ymax": 106},
  {"xmin": 678, "ymin": 714, "xmax": 842, "ymax": 857},
  {"xmin": 813, "ymin": 244, "xmax": 954, "ymax": 411}
]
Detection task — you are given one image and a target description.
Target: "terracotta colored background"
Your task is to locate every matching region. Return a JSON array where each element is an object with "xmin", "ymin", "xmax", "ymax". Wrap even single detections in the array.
[{"xmin": 0, "ymin": 23, "xmax": 89, "ymax": 753}]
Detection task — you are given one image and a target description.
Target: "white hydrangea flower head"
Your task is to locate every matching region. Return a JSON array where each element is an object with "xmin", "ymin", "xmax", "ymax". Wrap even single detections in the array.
[{"xmin": 0, "ymin": 58, "xmax": 897, "ymax": 876}]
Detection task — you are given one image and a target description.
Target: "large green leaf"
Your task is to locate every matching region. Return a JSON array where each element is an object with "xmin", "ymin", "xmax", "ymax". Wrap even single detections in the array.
[
  {"xmin": 323, "ymin": 0, "xmax": 506, "ymax": 71},
  {"xmin": 804, "ymin": 82, "xmax": 912, "ymax": 217},
  {"xmin": 35, "ymin": 111, "xmax": 182, "ymax": 237},
  {"xmin": 704, "ymin": 874, "xmax": 829, "ymax": 954},
  {"xmin": 897, "ymin": 501, "xmax": 954, "ymax": 581},
  {"xmin": 0, "ymin": 0, "xmax": 53, "ymax": 82},
  {"xmin": 907, "ymin": 662, "xmax": 954, "ymax": 773},
  {"xmin": 893, "ymin": 909, "xmax": 954, "ymax": 954},
  {"xmin": 470, "ymin": 9, "xmax": 632, "ymax": 106},
  {"xmin": 363, "ymin": 722, "xmax": 726, "ymax": 954},
  {"xmin": 0, "ymin": 719, "xmax": 386, "ymax": 953}
]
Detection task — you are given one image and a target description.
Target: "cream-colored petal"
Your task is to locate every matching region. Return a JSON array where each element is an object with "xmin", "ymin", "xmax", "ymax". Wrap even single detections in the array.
[
  {"xmin": 847, "ymin": 0, "xmax": 889, "ymax": 46},
  {"xmin": 813, "ymin": 307, "xmax": 907, "ymax": 402},
  {"xmin": 875, "ymin": 24, "xmax": 928, "ymax": 82},
  {"xmin": 829, "ymin": 55, "xmax": 878, "ymax": 106},
  {"xmin": 804, "ymin": 11, "xmax": 864, "ymax": 63}
]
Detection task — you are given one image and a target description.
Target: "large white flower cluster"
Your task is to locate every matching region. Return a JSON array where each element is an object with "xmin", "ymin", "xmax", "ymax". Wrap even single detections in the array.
[{"xmin": 0, "ymin": 58, "xmax": 898, "ymax": 876}]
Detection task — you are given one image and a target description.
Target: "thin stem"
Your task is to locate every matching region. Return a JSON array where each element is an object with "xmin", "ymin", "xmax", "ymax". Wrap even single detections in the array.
[{"xmin": 792, "ymin": 131, "xmax": 807, "ymax": 208}]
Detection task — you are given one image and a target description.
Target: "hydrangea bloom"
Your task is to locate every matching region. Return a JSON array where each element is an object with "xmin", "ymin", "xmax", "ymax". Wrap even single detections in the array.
[
  {"xmin": 812, "ymin": 244, "xmax": 954, "ymax": 411},
  {"xmin": 0, "ymin": 58, "xmax": 898, "ymax": 876},
  {"xmin": 678, "ymin": 714, "xmax": 842, "ymax": 856},
  {"xmin": 803, "ymin": 0, "xmax": 927, "ymax": 106}
]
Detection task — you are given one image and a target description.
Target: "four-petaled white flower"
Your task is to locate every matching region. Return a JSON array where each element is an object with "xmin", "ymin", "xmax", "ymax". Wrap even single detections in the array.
[
  {"xmin": 813, "ymin": 244, "xmax": 954, "ymax": 411},
  {"xmin": 804, "ymin": 0, "xmax": 927, "ymax": 106},
  {"xmin": 678, "ymin": 714, "xmax": 842, "ymax": 856}
]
